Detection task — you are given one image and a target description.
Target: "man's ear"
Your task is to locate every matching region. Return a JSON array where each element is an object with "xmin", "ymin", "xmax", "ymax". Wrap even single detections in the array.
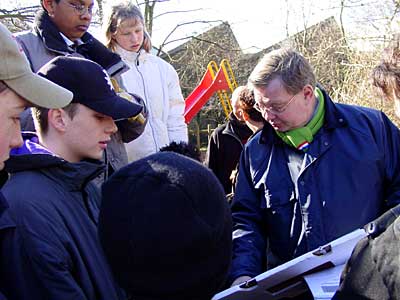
[
  {"xmin": 42, "ymin": 0, "xmax": 56, "ymax": 16},
  {"xmin": 48, "ymin": 109, "xmax": 68, "ymax": 133},
  {"xmin": 303, "ymin": 84, "xmax": 315, "ymax": 101}
]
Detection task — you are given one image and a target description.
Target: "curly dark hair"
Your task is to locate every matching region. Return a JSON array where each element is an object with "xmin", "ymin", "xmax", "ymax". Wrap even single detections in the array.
[
  {"xmin": 237, "ymin": 88, "xmax": 264, "ymax": 122},
  {"xmin": 159, "ymin": 141, "xmax": 201, "ymax": 162}
]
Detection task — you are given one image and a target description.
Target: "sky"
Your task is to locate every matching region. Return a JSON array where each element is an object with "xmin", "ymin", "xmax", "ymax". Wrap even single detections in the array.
[
  {"xmin": 146, "ymin": 0, "xmax": 342, "ymax": 52},
  {"xmin": 4, "ymin": 0, "xmax": 399, "ymax": 52}
]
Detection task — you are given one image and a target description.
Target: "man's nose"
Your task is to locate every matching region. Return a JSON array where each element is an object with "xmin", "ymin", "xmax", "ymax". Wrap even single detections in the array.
[
  {"xmin": 264, "ymin": 110, "xmax": 275, "ymax": 121},
  {"xmin": 80, "ymin": 9, "xmax": 92, "ymax": 20}
]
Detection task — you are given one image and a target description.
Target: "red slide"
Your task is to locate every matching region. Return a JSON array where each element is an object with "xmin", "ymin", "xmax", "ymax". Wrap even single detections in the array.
[{"xmin": 184, "ymin": 66, "xmax": 229, "ymax": 124}]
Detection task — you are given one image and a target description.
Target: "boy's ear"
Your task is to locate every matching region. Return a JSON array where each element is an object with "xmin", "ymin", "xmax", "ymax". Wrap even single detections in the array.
[
  {"xmin": 42, "ymin": 0, "xmax": 55, "ymax": 16},
  {"xmin": 242, "ymin": 111, "xmax": 249, "ymax": 122},
  {"xmin": 235, "ymin": 108, "xmax": 247, "ymax": 122},
  {"xmin": 48, "ymin": 109, "xmax": 67, "ymax": 133}
]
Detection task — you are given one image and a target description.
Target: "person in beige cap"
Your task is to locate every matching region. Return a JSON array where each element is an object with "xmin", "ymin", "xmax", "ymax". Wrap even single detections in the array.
[
  {"xmin": 0, "ymin": 23, "xmax": 72, "ymax": 171},
  {"xmin": 0, "ymin": 22, "xmax": 72, "ymax": 300}
]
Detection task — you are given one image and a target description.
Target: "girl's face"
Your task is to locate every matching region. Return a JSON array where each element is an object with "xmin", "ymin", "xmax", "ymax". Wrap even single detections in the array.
[{"xmin": 113, "ymin": 18, "xmax": 144, "ymax": 52}]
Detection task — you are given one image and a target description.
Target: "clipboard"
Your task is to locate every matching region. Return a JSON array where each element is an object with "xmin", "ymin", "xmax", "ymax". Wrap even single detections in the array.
[{"xmin": 212, "ymin": 229, "xmax": 367, "ymax": 300}]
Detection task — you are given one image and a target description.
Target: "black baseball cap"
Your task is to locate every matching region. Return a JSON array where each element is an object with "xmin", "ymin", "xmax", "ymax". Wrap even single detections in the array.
[{"xmin": 37, "ymin": 56, "xmax": 143, "ymax": 120}]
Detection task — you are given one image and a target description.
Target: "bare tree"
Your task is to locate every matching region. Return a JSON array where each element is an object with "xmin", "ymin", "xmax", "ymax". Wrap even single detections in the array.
[{"xmin": 0, "ymin": 5, "xmax": 40, "ymax": 31}]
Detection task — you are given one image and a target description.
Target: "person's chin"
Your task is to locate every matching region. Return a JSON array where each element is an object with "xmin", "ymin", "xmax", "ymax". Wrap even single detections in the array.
[
  {"xmin": 270, "ymin": 123, "xmax": 283, "ymax": 131},
  {"xmin": 90, "ymin": 150, "xmax": 104, "ymax": 161},
  {"xmin": 126, "ymin": 44, "xmax": 139, "ymax": 52},
  {"xmin": 0, "ymin": 161, "xmax": 4, "ymax": 171}
]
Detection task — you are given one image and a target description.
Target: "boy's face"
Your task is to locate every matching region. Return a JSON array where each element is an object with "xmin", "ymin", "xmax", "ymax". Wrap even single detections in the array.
[
  {"xmin": 44, "ymin": 0, "xmax": 94, "ymax": 41},
  {"xmin": 0, "ymin": 89, "xmax": 27, "ymax": 170},
  {"xmin": 62, "ymin": 104, "xmax": 117, "ymax": 162}
]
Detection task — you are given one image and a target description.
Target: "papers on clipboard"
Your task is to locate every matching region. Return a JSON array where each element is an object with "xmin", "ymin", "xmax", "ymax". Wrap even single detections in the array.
[{"xmin": 212, "ymin": 229, "xmax": 367, "ymax": 300}]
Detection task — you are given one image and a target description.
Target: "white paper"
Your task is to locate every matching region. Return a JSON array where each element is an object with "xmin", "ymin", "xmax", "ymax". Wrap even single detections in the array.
[{"xmin": 303, "ymin": 264, "xmax": 345, "ymax": 299}]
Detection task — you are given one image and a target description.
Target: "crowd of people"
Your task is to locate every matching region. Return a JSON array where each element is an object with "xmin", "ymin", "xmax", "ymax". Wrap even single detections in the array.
[{"xmin": 1, "ymin": 0, "xmax": 400, "ymax": 299}]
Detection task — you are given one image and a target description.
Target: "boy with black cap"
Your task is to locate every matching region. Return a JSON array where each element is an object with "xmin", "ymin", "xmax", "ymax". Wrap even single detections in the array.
[
  {"xmin": 0, "ymin": 22, "xmax": 73, "ymax": 300},
  {"xmin": 98, "ymin": 152, "xmax": 232, "ymax": 300},
  {"xmin": 16, "ymin": 0, "xmax": 147, "ymax": 186},
  {"xmin": 0, "ymin": 56, "xmax": 143, "ymax": 300}
]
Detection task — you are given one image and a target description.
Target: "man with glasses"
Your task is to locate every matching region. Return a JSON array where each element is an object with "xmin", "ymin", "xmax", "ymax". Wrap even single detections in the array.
[
  {"xmin": 229, "ymin": 48, "xmax": 400, "ymax": 296},
  {"xmin": 14, "ymin": 0, "xmax": 146, "ymax": 186}
]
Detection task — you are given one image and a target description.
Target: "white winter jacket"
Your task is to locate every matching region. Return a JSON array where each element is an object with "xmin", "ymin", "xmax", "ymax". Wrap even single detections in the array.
[{"xmin": 116, "ymin": 46, "xmax": 188, "ymax": 162}]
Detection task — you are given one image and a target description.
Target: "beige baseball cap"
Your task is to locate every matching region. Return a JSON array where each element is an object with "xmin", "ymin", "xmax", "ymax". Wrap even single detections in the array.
[{"xmin": 0, "ymin": 23, "xmax": 73, "ymax": 108}]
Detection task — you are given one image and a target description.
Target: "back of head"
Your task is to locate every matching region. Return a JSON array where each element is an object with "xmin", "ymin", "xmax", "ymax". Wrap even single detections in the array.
[
  {"xmin": 159, "ymin": 141, "xmax": 201, "ymax": 162},
  {"xmin": 249, "ymin": 48, "xmax": 316, "ymax": 94},
  {"xmin": 103, "ymin": 1, "xmax": 152, "ymax": 52},
  {"xmin": 236, "ymin": 86, "xmax": 264, "ymax": 123},
  {"xmin": 99, "ymin": 152, "xmax": 232, "ymax": 300},
  {"xmin": 372, "ymin": 45, "xmax": 400, "ymax": 102}
]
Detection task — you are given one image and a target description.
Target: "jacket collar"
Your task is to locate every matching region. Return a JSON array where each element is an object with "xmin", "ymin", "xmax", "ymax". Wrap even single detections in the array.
[
  {"xmin": 35, "ymin": 10, "xmax": 93, "ymax": 54},
  {"xmin": 259, "ymin": 87, "xmax": 348, "ymax": 144},
  {"xmin": 5, "ymin": 132, "xmax": 105, "ymax": 191},
  {"xmin": 223, "ymin": 112, "xmax": 250, "ymax": 134},
  {"xmin": 116, "ymin": 45, "xmax": 147, "ymax": 64}
]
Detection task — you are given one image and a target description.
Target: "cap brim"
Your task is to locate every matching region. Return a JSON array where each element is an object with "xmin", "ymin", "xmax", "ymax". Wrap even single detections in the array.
[
  {"xmin": 5, "ymin": 72, "xmax": 73, "ymax": 109},
  {"xmin": 85, "ymin": 94, "xmax": 143, "ymax": 120}
]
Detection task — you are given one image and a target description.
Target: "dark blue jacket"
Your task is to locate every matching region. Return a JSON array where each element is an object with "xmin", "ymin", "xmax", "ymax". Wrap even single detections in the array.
[
  {"xmin": 0, "ymin": 133, "xmax": 125, "ymax": 300},
  {"xmin": 230, "ymin": 90, "xmax": 400, "ymax": 282},
  {"xmin": 0, "ymin": 192, "xmax": 15, "ymax": 300}
]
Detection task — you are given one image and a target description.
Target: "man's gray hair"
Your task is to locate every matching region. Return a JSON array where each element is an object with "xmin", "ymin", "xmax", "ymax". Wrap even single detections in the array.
[{"xmin": 249, "ymin": 48, "xmax": 316, "ymax": 94}]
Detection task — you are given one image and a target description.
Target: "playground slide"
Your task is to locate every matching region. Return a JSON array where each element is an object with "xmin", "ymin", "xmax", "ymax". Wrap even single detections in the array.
[{"xmin": 184, "ymin": 66, "xmax": 230, "ymax": 124}]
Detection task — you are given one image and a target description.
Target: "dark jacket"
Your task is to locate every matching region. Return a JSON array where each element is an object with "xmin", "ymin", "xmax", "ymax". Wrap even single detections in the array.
[
  {"xmin": 333, "ymin": 204, "xmax": 400, "ymax": 300},
  {"xmin": 230, "ymin": 89, "xmax": 400, "ymax": 283},
  {"xmin": 205, "ymin": 113, "xmax": 253, "ymax": 194},
  {"xmin": 0, "ymin": 133, "xmax": 124, "ymax": 300},
  {"xmin": 0, "ymin": 192, "xmax": 15, "ymax": 300},
  {"xmin": 16, "ymin": 10, "xmax": 146, "ymax": 185}
]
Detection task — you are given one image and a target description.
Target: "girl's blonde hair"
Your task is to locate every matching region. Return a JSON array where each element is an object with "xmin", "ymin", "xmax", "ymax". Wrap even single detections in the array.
[{"xmin": 103, "ymin": 1, "xmax": 152, "ymax": 52}]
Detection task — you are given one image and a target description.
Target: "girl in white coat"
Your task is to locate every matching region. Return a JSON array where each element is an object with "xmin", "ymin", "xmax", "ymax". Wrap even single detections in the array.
[{"xmin": 103, "ymin": 2, "xmax": 188, "ymax": 162}]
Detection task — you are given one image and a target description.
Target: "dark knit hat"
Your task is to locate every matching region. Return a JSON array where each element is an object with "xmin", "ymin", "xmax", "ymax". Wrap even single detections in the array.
[{"xmin": 99, "ymin": 152, "xmax": 232, "ymax": 300}]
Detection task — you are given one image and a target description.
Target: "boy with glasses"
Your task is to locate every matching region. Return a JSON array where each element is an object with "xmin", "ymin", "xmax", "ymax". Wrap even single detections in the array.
[
  {"xmin": 15, "ymin": 0, "xmax": 146, "ymax": 186},
  {"xmin": 230, "ymin": 49, "xmax": 400, "ymax": 299}
]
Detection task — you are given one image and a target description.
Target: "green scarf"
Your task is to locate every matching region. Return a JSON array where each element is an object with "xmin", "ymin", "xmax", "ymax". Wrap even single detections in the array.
[{"xmin": 276, "ymin": 87, "xmax": 325, "ymax": 151}]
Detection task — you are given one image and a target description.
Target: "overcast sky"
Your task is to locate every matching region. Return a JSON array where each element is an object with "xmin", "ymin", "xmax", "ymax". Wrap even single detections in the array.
[{"xmin": 5, "ymin": 0, "xmax": 399, "ymax": 52}]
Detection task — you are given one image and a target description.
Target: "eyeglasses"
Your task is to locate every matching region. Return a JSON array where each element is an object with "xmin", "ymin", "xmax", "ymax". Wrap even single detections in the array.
[
  {"xmin": 61, "ymin": 0, "xmax": 94, "ymax": 16},
  {"xmin": 253, "ymin": 91, "xmax": 300, "ymax": 115}
]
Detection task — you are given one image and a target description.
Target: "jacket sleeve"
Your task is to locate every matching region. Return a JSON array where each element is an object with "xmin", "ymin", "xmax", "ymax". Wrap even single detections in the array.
[
  {"xmin": 1, "ymin": 195, "xmax": 88, "ymax": 300},
  {"xmin": 15, "ymin": 34, "xmax": 34, "ymax": 71},
  {"xmin": 165, "ymin": 63, "xmax": 188, "ymax": 143},
  {"xmin": 204, "ymin": 130, "xmax": 222, "ymax": 181},
  {"xmin": 229, "ymin": 146, "xmax": 267, "ymax": 283},
  {"xmin": 380, "ymin": 112, "xmax": 400, "ymax": 209}
]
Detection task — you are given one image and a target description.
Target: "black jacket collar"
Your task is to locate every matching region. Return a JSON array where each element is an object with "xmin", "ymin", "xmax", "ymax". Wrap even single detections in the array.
[{"xmin": 35, "ymin": 10, "xmax": 98, "ymax": 55}]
